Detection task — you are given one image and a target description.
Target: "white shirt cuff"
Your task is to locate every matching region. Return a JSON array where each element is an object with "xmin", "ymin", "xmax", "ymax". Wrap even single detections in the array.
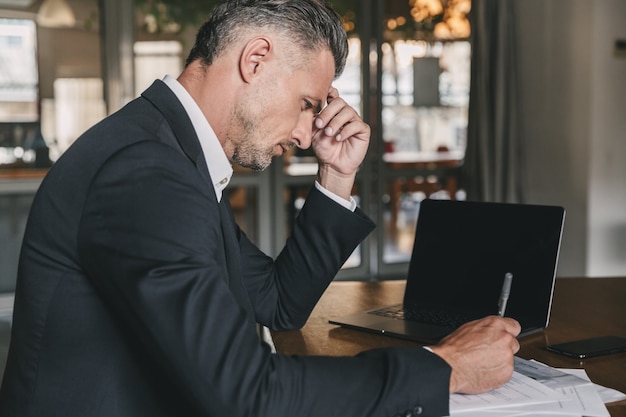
[{"xmin": 314, "ymin": 181, "xmax": 357, "ymax": 212}]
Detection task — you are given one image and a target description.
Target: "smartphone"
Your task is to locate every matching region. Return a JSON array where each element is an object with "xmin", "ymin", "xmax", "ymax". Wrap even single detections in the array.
[{"xmin": 546, "ymin": 335, "xmax": 626, "ymax": 359}]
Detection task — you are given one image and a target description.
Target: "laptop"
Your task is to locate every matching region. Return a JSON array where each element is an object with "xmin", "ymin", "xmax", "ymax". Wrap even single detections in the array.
[{"xmin": 330, "ymin": 199, "xmax": 566, "ymax": 344}]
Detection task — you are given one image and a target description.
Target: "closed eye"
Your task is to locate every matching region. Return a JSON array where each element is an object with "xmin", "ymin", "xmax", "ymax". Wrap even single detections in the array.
[{"xmin": 304, "ymin": 99, "xmax": 322, "ymax": 114}]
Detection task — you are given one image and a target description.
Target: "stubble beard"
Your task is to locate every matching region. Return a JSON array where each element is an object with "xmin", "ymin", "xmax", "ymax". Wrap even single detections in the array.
[{"xmin": 229, "ymin": 101, "xmax": 274, "ymax": 172}]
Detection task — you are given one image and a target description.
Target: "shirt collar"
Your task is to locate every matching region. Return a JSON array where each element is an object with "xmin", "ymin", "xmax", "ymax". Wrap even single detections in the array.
[{"xmin": 162, "ymin": 75, "xmax": 233, "ymax": 202}]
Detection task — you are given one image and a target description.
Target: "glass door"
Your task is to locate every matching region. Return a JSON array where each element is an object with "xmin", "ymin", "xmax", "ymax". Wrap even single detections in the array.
[{"xmin": 366, "ymin": 0, "xmax": 472, "ymax": 278}]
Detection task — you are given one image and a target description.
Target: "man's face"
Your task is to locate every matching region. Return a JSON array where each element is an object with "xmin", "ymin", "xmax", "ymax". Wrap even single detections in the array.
[{"xmin": 227, "ymin": 47, "xmax": 336, "ymax": 171}]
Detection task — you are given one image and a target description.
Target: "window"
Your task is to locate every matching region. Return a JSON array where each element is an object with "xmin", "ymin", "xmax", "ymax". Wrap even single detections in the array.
[
  {"xmin": 134, "ymin": 41, "xmax": 183, "ymax": 96},
  {"xmin": 0, "ymin": 18, "xmax": 38, "ymax": 123},
  {"xmin": 51, "ymin": 78, "xmax": 106, "ymax": 157},
  {"xmin": 0, "ymin": 18, "xmax": 40, "ymax": 167}
]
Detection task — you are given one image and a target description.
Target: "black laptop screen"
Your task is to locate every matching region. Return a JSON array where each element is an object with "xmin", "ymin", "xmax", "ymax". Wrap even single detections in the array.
[{"xmin": 404, "ymin": 199, "xmax": 565, "ymax": 329}]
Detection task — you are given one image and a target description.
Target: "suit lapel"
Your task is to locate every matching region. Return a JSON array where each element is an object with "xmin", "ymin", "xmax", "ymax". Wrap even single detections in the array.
[
  {"xmin": 141, "ymin": 80, "xmax": 255, "ymax": 321},
  {"xmin": 141, "ymin": 80, "xmax": 213, "ymax": 186}
]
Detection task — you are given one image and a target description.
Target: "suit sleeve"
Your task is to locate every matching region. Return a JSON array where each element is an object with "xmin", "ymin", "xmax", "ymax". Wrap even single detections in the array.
[
  {"xmin": 77, "ymin": 141, "xmax": 451, "ymax": 417},
  {"xmin": 238, "ymin": 186, "xmax": 375, "ymax": 330}
]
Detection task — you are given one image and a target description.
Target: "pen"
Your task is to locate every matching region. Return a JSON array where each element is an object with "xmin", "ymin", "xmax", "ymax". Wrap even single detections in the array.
[{"xmin": 498, "ymin": 272, "xmax": 513, "ymax": 317}]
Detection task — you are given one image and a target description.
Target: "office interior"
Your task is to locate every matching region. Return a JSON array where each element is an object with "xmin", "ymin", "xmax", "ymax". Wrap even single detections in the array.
[{"xmin": 0, "ymin": 0, "xmax": 625, "ymax": 370}]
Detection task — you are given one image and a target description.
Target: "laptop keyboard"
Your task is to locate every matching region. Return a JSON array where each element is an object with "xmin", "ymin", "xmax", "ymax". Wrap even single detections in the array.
[{"xmin": 368, "ymin": 304, "xmax": 476, "ymax": 329}]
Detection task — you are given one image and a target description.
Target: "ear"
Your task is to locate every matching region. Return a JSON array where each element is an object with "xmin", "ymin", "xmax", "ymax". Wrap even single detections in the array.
[{"xmin": 239, "ymin": 37, "xmax": 272, "ymax": 83}]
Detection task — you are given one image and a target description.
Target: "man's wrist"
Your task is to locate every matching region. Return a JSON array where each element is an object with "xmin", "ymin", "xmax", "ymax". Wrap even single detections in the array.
[
  {"xmin": 314, "ymin": 181, "xmax": 356, "ymax": 212},
  {"xmin": 428, "ymin": 345, "xmax": 457, "ymax": 393},
  {"xmin": 316, "ymin": 164, "xmax": 356, "ymax": 201}
]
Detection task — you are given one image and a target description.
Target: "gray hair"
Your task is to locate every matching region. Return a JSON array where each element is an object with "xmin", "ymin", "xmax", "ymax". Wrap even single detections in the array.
[{"xmin": 185, "ymin": 0, "xmax": 348, "ymax": 78}]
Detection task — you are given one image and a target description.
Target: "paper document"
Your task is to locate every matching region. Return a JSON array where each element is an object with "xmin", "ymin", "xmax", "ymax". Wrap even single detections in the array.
[
  {"xmin": 513, "ymin": 357, "xmax": 589, "ymax": 389},
  {"xmin": 447, "ymin": 357, "xmax": 612, "ymax": 417},
  {"xmin": 449, "ymin": 371, "xmax": 566, "ymax": 413},
  {"xmin": 516, "ymin": 359, "xmax": 610, "ymax": 417}
]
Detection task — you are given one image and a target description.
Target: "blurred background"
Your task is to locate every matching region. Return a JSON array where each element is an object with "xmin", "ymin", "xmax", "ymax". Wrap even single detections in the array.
[{"xmin": 0, "ymin": 0, "xmax": 625, "ymax": 295}]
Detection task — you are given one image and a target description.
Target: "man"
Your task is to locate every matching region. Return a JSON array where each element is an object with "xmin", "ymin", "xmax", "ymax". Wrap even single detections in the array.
[{"xmin": 0, "ymin": 1, "xmax": 520, "ymax": 416}]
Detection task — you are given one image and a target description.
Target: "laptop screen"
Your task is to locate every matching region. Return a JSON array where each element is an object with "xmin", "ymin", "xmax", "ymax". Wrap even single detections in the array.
[{"xmin": 404, "ymin": 199, "xmax": 566, "ymax": 329}]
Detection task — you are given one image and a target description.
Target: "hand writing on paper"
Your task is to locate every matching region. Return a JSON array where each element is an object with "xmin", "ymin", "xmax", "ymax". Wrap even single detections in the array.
[{"xmin": 430, "ymin": 316, "xmax": 521, "ymax": 394}]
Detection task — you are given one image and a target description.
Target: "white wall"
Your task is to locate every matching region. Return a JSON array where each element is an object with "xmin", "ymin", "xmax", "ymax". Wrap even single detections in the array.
[
  {"xmin": 515, "ymin": 0, "xmax": 626, "ymax": 277},
  {"xmin": 587, "ymin": 0, "xmax": 626, "ymax": 276}
]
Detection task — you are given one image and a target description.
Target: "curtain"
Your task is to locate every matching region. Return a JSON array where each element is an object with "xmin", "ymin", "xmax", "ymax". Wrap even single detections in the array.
[{"xmin": 461, "ymin": 0, "xmax": 524, "ymax": 203}]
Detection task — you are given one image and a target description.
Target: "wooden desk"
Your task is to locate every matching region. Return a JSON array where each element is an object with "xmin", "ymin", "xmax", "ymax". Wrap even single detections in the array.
[{"xmin": 272, "ymin": 277, "xmax": 626, "ymax": 416}]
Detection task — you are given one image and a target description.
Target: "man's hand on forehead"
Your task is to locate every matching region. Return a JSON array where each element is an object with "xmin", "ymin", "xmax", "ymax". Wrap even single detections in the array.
[
  {"xmin": 312, "ymin": 86, "xmax": 370, "ymax": 167},
  {"xmin": 315, "ymin": 87, "xmax": 344, "ymax": 139}
]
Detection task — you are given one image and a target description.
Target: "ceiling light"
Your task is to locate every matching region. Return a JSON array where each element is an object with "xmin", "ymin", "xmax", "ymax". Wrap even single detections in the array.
[{"xmin": 37, "ymin": 0, "xmax": 76, "ymax": 28}]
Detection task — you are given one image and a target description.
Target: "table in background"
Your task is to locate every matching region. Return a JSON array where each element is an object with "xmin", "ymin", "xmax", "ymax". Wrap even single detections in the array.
[
  {"xmin": 272, "ymin": 277, "xmax": 626, "ymax": 417},
  {"xmin": 383, "ymin": 151, "xmax": 464, "ymax": 228},
  {"xmin": 0, "ymin": 168, "xmax": 47, "ymax": 195}
]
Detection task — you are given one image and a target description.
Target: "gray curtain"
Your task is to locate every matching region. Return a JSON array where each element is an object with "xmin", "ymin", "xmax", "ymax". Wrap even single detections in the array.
[{"xmin": 461, "ymin": 0, "xmax": 524, "ymax": 203}]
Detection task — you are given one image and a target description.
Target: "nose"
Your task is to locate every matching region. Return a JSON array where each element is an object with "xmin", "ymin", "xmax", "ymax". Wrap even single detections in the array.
[{"xmin": 291, "ymin": 112, "xmax": 314, "ymax": 149}]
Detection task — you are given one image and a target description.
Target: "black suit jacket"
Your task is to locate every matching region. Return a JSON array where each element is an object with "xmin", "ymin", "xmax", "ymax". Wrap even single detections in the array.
[{"xmin": 0, "ymin": 80, "xmax": 451, "ymax": 417}]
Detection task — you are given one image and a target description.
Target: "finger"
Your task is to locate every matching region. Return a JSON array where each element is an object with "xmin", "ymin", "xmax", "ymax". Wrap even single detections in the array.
[
  {"xmin": 316, "ymin": 89, "xmax": 353, "ymax": 122},
  {"xmin": 317, "ymin": 102, "xmax": 358, "ymax": 138},
  {"xmin": 331, "ymin": 119, "xmax": 370, "ymax": 143},
  {"xmin": 327, "ymin": 86, "xmax": 339, "ymax": 100},
  {"xmin": 511, "ymin": 337, "xmax": 520, "ymax": 354},
  {"xmin": 487, "ymin": 317, "xmax": 520, "ymax": 353},
  {"xmin": 501, "ymin": 317, "xmax": 521, "ymax": 336},
  {"xmin": 314, "ymin": 102, "xmax": 342, "ymax": 131},
  {"xmin": 315, "ymin": 87, "xmax": 341, "ymax": 128},
  {"xmin": 472, "ymin": 315, "xmax": 521, "ymax": 336}
]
